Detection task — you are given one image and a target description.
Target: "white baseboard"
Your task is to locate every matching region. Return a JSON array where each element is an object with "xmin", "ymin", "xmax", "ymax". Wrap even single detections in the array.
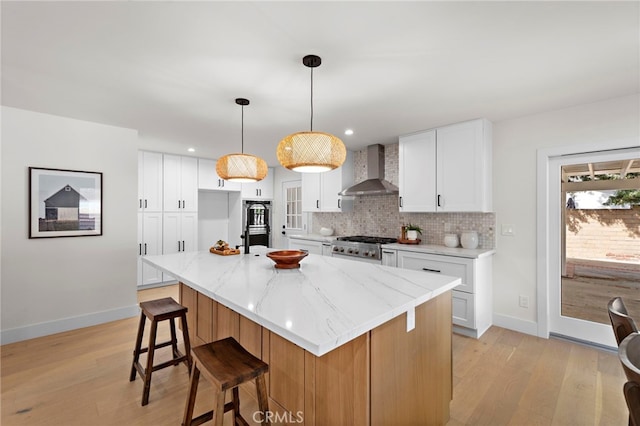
[
  {"xmin": 1, "ymin": 304, "xmax": 139, "ymax": 345},
  {"xmin": 492, "ymin": 313, "xmax": 539, "ymax": 337}
]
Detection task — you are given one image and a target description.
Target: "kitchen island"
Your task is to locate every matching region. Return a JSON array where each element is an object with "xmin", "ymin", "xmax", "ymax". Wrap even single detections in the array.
[{"xmin": 143, "ymin": 248, "xmax": 460, "ymax": 425}]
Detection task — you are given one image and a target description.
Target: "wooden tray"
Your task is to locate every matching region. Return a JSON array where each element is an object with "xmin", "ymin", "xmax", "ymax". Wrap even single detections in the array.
[
  {"xmin": 209, "ymin": 247, "xmax": 241, "ymax": 256},
  {"xmin": 397, "ymin": 238, "xmax": 421, "ymax": 245}
]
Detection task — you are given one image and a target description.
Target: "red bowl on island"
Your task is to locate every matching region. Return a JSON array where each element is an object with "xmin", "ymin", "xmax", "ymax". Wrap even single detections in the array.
[{"xmin": 266, "ymin": 250, "xmax": 309, "ymax": 269}]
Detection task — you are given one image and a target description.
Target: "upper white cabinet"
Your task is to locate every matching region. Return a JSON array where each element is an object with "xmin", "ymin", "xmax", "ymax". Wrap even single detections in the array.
[
  {"xmin": 399, "ymin": 119, "xmax": 492, "ymax": 212},
  {"xmin": 163, "ymin": 155, "xmax": 198, "ymax": 212},
  {"xmin": 302, "ymin": 151, "xmax": 354, "ymax": 212},
  {"xmin": 398, "ymin": 130, "xmax": 437, "ymax": 212},
  {"xmin": 197, "ymin": 158, "xmax": 242, "ymax": 192},
  {"xmin": 241, "ymin": 168, "xmax": 274, "ymax": 200},
  {"xmin": 138, "ymin": 151, "xmax": 163, "ymax": 212}
]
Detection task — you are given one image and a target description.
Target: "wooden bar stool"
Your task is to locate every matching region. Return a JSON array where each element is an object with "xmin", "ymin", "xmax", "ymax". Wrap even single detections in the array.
[
  {"xmin": 129, "ymin": 297, "xmax": 192, "ymax": 406},
  {"xmin": 182, "ymin": 337, "xmax": 269, "ymax": 426}
]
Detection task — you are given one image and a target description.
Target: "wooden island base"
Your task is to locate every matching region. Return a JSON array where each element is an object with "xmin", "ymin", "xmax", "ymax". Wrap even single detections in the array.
[{"xmin": 180, "ymin": 283, "xmax": 452, "ymax": 425}]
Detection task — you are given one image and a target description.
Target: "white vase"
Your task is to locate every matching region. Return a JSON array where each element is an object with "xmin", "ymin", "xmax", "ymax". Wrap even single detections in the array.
[
  {"xmin": 460, "ymin": 231, "xmax": 479, "ymax": 249},
  {"xmin": 444, "ymin": 234, "xmax": 459, "ymax": 248},
  {"xmin": 406, "ymin": 230, "xmax": 418, "ymax": 240}
]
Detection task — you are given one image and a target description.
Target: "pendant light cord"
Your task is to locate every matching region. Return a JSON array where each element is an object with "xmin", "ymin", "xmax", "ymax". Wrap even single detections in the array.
[
  {"xmin": 241, "ymin": 104, "xmax": 244, "ymax": 154},
  {"xmin": 310, "ymin": 67, "xmax": 314, "ymax": 132}
]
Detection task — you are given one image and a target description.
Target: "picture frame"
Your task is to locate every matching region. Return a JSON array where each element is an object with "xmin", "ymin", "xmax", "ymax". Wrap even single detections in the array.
[{"xmin": 29, "ymin": 167, "xmax": 103, "ymax": 238}]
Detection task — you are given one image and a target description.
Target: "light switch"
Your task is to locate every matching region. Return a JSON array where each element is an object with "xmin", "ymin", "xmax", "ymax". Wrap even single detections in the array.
[{"xmin": 501, "ymin": 224, "xmax": 515, "ymax": 236}]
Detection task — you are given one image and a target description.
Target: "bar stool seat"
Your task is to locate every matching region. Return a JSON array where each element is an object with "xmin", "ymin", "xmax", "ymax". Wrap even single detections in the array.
[
  {"xmin": 182, "ymin": 337, "xmax": 270, "ymax": 426},
  {"xmin": 129, "ymin": 297, "xmax": 192, "ymax": 406}
]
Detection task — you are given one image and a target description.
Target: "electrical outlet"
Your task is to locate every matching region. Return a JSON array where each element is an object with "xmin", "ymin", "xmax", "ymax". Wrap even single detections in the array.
[
  {"xmin": 519, "ymin": 295, "xmax": 529, "ymax": 308},
  {"xmin": 502, "ymin": 224, "xmax": 515, "ymax": 236}
]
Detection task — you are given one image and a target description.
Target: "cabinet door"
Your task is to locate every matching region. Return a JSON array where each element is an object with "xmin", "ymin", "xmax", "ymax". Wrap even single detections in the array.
[
  {"xmin": 381, "ymin": 249, "xmax": 397, "ymax": 267},
  {"xmin": 163, "ymin": 154, "xmax": 182, "ymax": 212},
  {"xmin": 452, "ymin": 290, "xmax": 475, "ymax": 328},
  {"xmin": 141, "ymin": 151, "xmax": 163, "ymax": 212},
  {"xmin": 398, "ymin": 131, "xmax": 436, "ymax": 212},
  {"xmin": 162, "ymin": 212, "xmax": 181, "ymax": 255},
  {"xmin": 320, "ymin": 167, "xmax": 343, "ymax": 212},
  {"xmin": 140, "ymin": 212, "xmax": 163, "ymax": 286},
  {"xmin": 198, "ymin": 158, "xmax": 242, "ymax": 191},
  {"xmin": 180, "ymin": 156, "xmax": 198, "ymax": 212},
  {"xmin": 301, "ymin": 173, "xmax": 321, "ymax": 212},
  {"xmin": 138, "ymin": 153, "xmax": 144, "ymax": 212},
  {"xmin": 137, "ymin": 213, "xmax": 143, "ymax": 285},
  {"xmin": 436, "ymin": 119, "xmax": 489, "ymax": 212},
  {"xmin": 241, "ymin": 170, "xmax": 273, "ymax": 199},
  {"xmin": 180, "ymin": 212, "xmax": 198, "ymax": 253}
]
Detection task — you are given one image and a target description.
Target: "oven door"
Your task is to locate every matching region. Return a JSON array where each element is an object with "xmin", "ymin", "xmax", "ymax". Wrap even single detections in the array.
[{"xmin": 331, "ymin": 252, "xmax": 382, "ymax": 264}]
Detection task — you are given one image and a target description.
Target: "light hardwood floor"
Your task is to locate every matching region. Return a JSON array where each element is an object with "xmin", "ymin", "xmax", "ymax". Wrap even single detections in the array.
[{"xmin": 0, "ymin": 285, "xmax": 629, "ymax": 425}]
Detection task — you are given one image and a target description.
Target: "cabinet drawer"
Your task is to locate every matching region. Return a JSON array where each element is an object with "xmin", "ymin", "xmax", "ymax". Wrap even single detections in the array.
[
  {"xmin": 452, "ymin": 290, "xmax": 475, "ymax": 328},
  {"xmin": 397, "ymin": 251, "xmax": 474, "ymax": 293}
]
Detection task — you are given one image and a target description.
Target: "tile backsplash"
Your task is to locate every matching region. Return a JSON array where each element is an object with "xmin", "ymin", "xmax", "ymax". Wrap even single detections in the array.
[{"xmin": 311, "ymin": 143, "xmax": 496, "ymax": 249}]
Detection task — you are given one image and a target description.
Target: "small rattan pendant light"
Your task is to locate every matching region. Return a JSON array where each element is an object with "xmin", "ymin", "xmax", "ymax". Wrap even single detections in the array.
[
  {"xmin": 216, "ymin": 98, "xmax": 268, "ymax": 182},
  {"xmin": 277, "ymin": 55, "xmax": 346, "ymax": 173}
]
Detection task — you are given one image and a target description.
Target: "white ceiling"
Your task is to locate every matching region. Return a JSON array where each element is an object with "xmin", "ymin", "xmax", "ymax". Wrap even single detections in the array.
[{"xmin": 2, "ymin": 1, "xmax": 638, "ymax": 167}]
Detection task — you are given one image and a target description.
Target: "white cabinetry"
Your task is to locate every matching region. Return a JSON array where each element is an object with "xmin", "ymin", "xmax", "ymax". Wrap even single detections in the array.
[
  {"xmin": 287, "ymin": 237, "xmax": 323, "ymax": 255},
  {"xmin": 163, "ymin": 155, "xmax": 198, "ymax": 212},
  {"xmin": 241, "ymin": 168, "xmax": 274, "ymax": 199},
  {"xmin": 398, "ymin": 119, "xmax": 492, "ymax": 212},
  {"xmin": 396, "ymin": 250, "xmax": 492, "ymax": 338},
  {"xmin": 137, "ymin": 212, "xmax": 164, "ymax": 286},
  {"xmin": 302, "ymin": 152, "xmax": 354, "ymax": 212},
  {"xmin": 381, "ymin": 249, "xmax": 397, "ymax": 267},
  {"xmin": 197, "ymin": 158, "xmax": 242, "ymax": 191},
  {"xmin": 162, "ymin": 212, "xmax": 198, "ymax": 255},
  {"xmin": 138, "ymin": 151, "xmax": 163, "ymax": 212}
]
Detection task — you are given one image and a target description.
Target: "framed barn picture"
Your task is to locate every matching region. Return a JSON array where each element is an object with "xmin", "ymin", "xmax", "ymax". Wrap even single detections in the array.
[{"xmin": 29, "ymin": 167, "xmax": 103, "ymax": 238}]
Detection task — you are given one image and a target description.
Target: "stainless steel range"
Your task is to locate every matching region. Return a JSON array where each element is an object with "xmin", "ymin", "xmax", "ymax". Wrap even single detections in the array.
[{"xmin": 331, "ymin": 236, "xmax": 398, "ymax": 263}]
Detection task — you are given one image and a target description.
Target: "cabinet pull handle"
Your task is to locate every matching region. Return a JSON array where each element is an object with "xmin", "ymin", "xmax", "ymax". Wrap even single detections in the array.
[
  {"xmin": 316, "ymin": 200, "xmax": 319, "ymax": 209},
  {"xmin": 178, "ymin": 200, "xmax": 181, "ymax": 209},
  {"xmin": 422, "ymin": 267, "xmax": 441, "ymax": 273},
  {"xmin": 144, "ymin": 199, "xmax": 148, "ymax": 209},
  {"xmin": 144, "ymin": 243, "xmax": 147, "ymax": 255},
  {"xmin": 182, "ymin": 240, "xmax": 185, "ymax": 251},
  {"xmin": 222, "ymin": 180, "xmax": 224, "ymax": 188},
  {"xmin": 139, "ymin": 243, "xmax": 142, "ymax": 255},
  {"xmin": 139, "ymin": 199, "xmax": 142, "ymax": 209},
  {"xmin": 178, "ymin": 241, "xmax": 181, "ymax": 251},
  {"xmin": 338, "ymin": 199, "xmax": 341, "ymax": 209},
  {"xmin": 182, "ymin": 200, "xmax": 185, "ymax": 209},
  {"xmin": 399, "ymin": 196, "xmax": 403, "ymax": 208},
  {"xmin": 437, "ymin": 195, "xmax": 442, "ymax": 207}
]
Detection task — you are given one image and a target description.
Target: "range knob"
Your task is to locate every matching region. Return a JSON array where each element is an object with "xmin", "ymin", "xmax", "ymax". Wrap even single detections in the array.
[
  {"xmin": 339, "ymin": 247, "xmax": 345, "ymax": 252},
  {"xmin": 363, "ymin": 250, "xmax": 369, "ymax": 257},
  {"xmin": 333, "ymin": 246, "xmax": 339, "ymax": 252},
  {"xmin": 347, "ymin": 249, "xmax": 353, "ymax": 254},
  {"xmin": 354, "ymin": 250, "xmax": 359, "ymax": 255}
]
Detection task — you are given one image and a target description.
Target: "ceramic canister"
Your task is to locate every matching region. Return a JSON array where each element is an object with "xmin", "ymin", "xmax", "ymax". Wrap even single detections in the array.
[
  {"xmin": 444, "ymin": 234, "xmax": 459, "ymax": 248},
  {"xmin": 460, "ymin": 231, "xmax": 479, "ymax": 249}
]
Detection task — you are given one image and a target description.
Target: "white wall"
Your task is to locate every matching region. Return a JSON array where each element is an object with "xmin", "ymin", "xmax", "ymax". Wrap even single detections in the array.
[
  {"xmin": 1, "ymin": 107, "xmax": 139, "ymax": 344},
  {"xmin": 492, "ymin": 94, "xmax": 639, "ymax": 334}
]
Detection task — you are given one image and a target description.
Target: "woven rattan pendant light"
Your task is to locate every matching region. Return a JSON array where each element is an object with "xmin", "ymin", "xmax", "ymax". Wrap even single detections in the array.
[
  {"xmin": 277, "ymin": 55, "xmax": 346, "ymax": 173},
  {"xmin": 216, "ymin": 98, "xmax": 267, "ymax": 182}
]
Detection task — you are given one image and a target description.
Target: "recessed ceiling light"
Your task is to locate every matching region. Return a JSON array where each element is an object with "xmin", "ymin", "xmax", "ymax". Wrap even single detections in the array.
[
  {"xmin": 187, "ymin": 148, "xmax": 195, "ymax": 152},
  {"xmin": 344, "ymin": 129, "xmax": 354, "ymax": 136}
]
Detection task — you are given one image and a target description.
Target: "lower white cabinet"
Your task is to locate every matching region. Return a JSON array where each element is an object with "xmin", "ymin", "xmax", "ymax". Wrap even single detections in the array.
[
  {"xmin": 287, "ymin": 238, "xmax": 323, "ymax": 255},
  {"xmin": 138, "ymin": 212, "xmax": 163, "ymax": 286},
  {"xmin": 163, "ymin": 212, "xmax": 198, "ymax": 255},
  {"xmin": 381, "ymin": 249, "xmax": 397, "ymax": 267},
  {"xmin": 395, "ymin": 249, "xmax": 492, "ymax": 338}
]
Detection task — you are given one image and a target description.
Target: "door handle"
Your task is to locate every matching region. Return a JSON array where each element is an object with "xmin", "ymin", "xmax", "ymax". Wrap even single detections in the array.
[
  {"xmin": 422, "ymin": 268, "xmax": 441, "ymax": 273},
  {"xmin": 282, "ymin": 231, "xmax": 286, "ymax": 235}
]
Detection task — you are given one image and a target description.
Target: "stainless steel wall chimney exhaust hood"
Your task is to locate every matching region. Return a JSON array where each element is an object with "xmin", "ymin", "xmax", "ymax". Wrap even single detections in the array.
[{"xmin": 339, "ymin": 144, "xmax": 399, "ymax": 196}]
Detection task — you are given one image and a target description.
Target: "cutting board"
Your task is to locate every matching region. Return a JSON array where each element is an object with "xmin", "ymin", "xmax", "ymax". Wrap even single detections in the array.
[{"xmin": 209, "ymin": 247, "xmax": 241, "ymax": 256}]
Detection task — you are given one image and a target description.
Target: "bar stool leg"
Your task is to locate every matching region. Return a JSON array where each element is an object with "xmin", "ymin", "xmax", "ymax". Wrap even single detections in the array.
[
  {"xmin": 255, "ymin": 375, "xmax": 270, "ymax": 426},
  {"xmin": 214, "ymin": 388, "xmax": 226, "ymax": 426},
  {"xmin": 180, "ymin": 312, "xmax": 193, "ymax": 372},
  {"xmin": 182, "ymin": 364, "xmax": 201, "ymax": 426},
  {"xmin": 129, "ymin": 313, "xmax": 146, "ymax": 381},
  {"xmin": 141, "ymin": 320, "xmax": 158, "ymax": 406},
  {"xmin": 232, "ymin": 387, "xmax": 241, "ymax": 424},
  {"xmin": 169, "ymin": 317, "xmax": 179, "ymax": 361}
]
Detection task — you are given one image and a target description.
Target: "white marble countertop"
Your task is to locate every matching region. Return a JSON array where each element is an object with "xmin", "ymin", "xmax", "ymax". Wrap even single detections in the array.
[
  {"xmin": 143, "ymin": 248, "xmax": 460, "ymax": 357},
  {"xmin": 381, "ymin": 243, "xmax": 496, "ymax": 259},
  {"xmin": 287, "ymin": 234, "xmax": 338, "ymax": 243}
]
